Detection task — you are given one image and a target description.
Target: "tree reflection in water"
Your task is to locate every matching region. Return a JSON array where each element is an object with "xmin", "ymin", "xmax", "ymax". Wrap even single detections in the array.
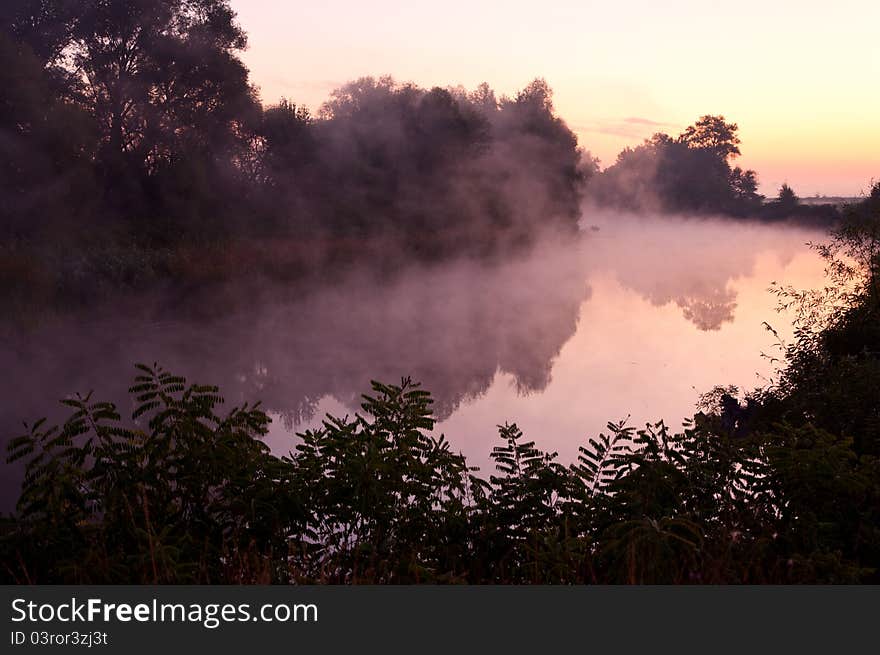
[{"xmin": 0, "ymin": 217, "xmax": 825, "ymax": 509}]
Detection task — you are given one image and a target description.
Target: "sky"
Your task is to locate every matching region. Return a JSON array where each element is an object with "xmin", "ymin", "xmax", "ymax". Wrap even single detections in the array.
[{"xmin": 230, "ymin": 0, "xmax": 880, "ymax": 197}]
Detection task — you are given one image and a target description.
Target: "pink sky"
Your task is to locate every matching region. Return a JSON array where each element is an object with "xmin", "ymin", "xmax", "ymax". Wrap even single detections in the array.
[{"xmin": 231, "ymin": 0, "xmax": 880, "ymax": 197}]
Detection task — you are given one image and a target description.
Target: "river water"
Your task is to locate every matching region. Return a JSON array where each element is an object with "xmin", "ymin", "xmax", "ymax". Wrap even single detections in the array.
[{"xmin": 0, "ymin": 213, "xmax": 829, "ymax": 501}]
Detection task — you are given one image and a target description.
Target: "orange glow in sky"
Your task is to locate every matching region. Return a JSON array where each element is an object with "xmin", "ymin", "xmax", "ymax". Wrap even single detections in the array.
[{"xmin": 231, "ymin": 0, "xmax": 880, "ymax": 196}]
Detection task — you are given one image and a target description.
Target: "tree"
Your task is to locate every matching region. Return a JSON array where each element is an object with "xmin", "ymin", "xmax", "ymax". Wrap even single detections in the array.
[
  {"xmin": 1, "ymin": 0, "xmax": 78, "ymax": 65},
  {"xmin": 730, "ymin": 166, "xmax": 763, "ymax": 211},
  {"xmin": 28, "ymin": 0, "xmax": 260, "ymax": 173},
  {"xmin": 468, "ymin": 81, "xmax": 498, "ymax": 113},
  {"xmin": 261, "ymin": 99, "xmax": 313, "ymax": 172},
  {"xmin": 588, "ymin": 115, "xmax": 764, "ymax": 216},
  {"xmin": 0, "ymin": 31, "xmax": 96, "ymax": 238},
  {"xmin": 678, "ymin": 114, "xmax": 742, "ymax": 160},
  {"xmin": 513, "ymin": 77, "xmax": 554, "ymax": 113},
  {"xmin": 776, "ymin": 183, "xmax": 799, "ymax": 211}
]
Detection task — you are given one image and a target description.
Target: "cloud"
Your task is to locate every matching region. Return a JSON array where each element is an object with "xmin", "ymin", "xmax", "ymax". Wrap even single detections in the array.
[
  {"xmin": 570, "ymin": 117, "xmax": 678, "ymax": 140},
  {"xmin": 623, "ymin": 116, "xmax": 676, "ymax": 127}
]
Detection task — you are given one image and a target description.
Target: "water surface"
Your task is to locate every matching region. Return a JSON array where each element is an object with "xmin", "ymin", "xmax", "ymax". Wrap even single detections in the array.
[{"xmin": 0, "ymin": 214, "xmax": 828, "ymax": 501}]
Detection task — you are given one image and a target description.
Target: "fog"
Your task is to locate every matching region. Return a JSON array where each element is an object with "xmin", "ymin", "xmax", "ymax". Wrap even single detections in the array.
[{"xmin": 0, "ymin": 212, "xmax": 829, "ymax": 509}]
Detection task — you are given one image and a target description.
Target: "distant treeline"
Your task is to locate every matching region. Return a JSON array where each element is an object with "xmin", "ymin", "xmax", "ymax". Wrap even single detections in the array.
[
  {"xmin": 586, "ymin": 116, "xmax": 849, "ymax": 223},
  {"xmin": 4, "ymin": 208, "xmax": 880, "ymax": 584},
  {"xmin": 2, "ymin": 0, "xmax": 875, "ymax": 317}
]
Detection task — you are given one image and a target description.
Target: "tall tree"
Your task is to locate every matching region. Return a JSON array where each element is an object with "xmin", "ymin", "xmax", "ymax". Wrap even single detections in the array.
[
  {"xmin": 1, "ymin": 0, "xmax": 78, "ymax": 64},
  {"xmin": 62, "ymin": 0, "xmax": 258, "ymax": 171},
  {"xmin": 678, "ymin": 114, "xmax": 742, "ymax": 160},
  {"xmin": 0, "ymin": 30, "xmax": 96, "ymax": 238}
]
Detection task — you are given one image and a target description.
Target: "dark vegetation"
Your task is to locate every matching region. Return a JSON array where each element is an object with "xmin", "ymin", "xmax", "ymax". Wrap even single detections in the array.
[
  {"xmin": 3, "ymin": 203, "xmax": 880, "ymax": 584},
  {"xmin": 1, "ymin": 0, "xmax": 584, "ymax": 318},
  {"xmin": 587, "ymin": 115, "xmax": 850, "ymax": 223},
  {"xmin": 1, "ymin": 1, "xmax": 862, "ymax": 321}
]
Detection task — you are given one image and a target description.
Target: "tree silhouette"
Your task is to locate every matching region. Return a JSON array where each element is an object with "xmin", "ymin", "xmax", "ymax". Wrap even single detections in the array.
[
  {"xmin": 678, "ymin": 114, "xmax": 742, "ymax": 160},
  {"xmin": 69, "ymin": 0, "xmax": 258, "ymax": 204},
  {"xmin": 777, "ymin": 183, "xmax": 799, "ymax": 210},
  {"xmin": 588, "ymin": 115, "xmax": 761, "ymax": 216}
]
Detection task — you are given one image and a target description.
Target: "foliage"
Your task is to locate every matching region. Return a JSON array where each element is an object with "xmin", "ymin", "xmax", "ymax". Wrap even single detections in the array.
[
  {"xmin": 2, "ymin": 4, "xmax": 583, "ymax": 247},
  {"xmin": 5, "ymin": 361, "xmax": 879, "ymax": 583},
  {"xmin": 587, "ymin": 115, "xmax": 844, "ymax": 224},
  {"xmin": 588, "ymin": 115, "xmax": 764, "ymax": 216},
  {"xmin": 2, "ymin": 0, "xmax": 586, "ymax": 312},
  {"xmin": 288, "ymin": 378, "xmax": 478, "ymax": 583},
  {"xmin": 761, "ymin": 188, "xmax": 880, "ymax": 456},
  {"xmin": 678, "ymin": 115, "xmax": 741, "ymax": 160},
  {"xmin": 4, "ymin": 363, "xmax": 292, "ymax": 583},
  {"xmin": 2, "ymin": 2, "xmax": 856, "ymax": 318}
]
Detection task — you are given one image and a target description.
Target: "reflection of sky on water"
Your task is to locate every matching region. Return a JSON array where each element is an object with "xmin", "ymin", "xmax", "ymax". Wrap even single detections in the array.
[
  {"xmin": 266, "ymin": 214, "xmax": 828, "ymax": 469},
  {"xmin": 1, "ymin": 215, "xmax": 828, "ymax": 507}
]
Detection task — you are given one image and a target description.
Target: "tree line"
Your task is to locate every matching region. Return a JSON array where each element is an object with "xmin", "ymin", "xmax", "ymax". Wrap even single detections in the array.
[
  {"xmin": 2, "ymin": 1, "xmax": 862, "ymax": 320},
  {"xmin": 586, "ymin": 115, "xmax": 844, "ymax": 222},
  {"xmin": 1, "ymin": 0, "xmax": 582, "ymax": 248}
]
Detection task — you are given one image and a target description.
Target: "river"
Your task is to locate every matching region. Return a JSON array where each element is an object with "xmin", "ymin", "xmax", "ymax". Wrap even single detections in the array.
[{"xmin": 0, "ymin": 213, "xmax": 829, "ymax": 503}]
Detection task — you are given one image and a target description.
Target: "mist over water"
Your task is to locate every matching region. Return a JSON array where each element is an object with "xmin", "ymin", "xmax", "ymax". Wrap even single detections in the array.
[{"xmin": 0, "ymin": 213, "xmax": 827, "ymax": 507}]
